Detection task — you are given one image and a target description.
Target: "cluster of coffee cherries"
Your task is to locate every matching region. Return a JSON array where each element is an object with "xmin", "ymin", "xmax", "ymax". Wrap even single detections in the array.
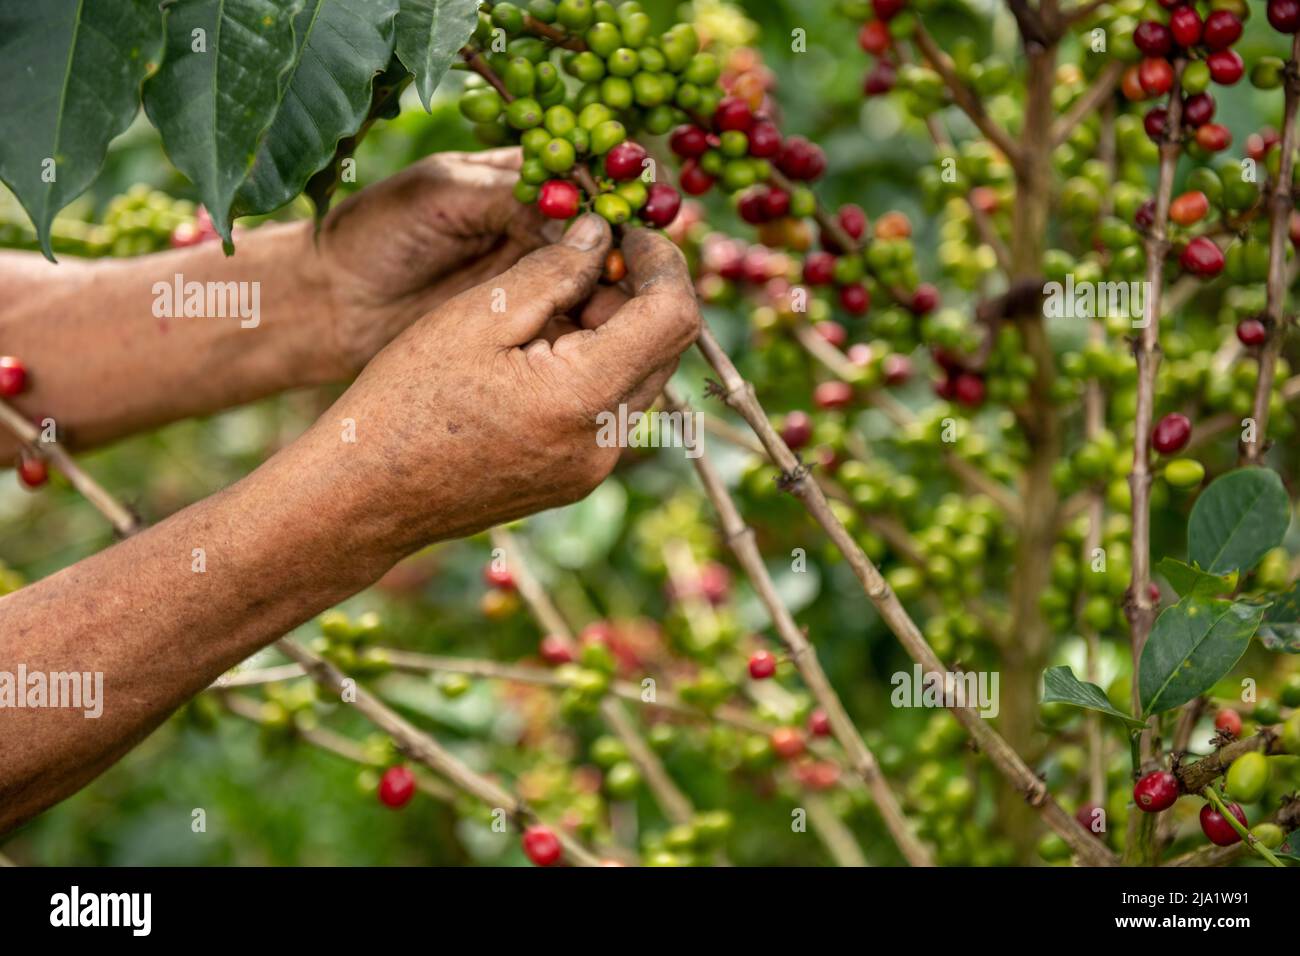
[
  {"xmin": 480, "ymin": 558, "xmax": 522, "ymax": 620},
  {"xmin": 0, "ymin": 355, "xmax": 49, "ymax": 490}
]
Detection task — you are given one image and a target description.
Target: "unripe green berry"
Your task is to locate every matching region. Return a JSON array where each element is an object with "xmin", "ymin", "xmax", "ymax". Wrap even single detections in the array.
[
  {"xmin": 594, "ymin": 192, "xmax": 632, "ymax": 224},
  {"xmin": 540, "ymin": 137, "xmax": 576, "ymax": 173},
  {"xmin": 578, "ymin": 102, "xmax": 614, "ymax": 130},
  {"xmin": 675, "ymin": 82, "xmax": 701, "ymax": 109},
  {"xmin": 615, "ymin": 179, "xmax": 647, "ymax": 209},
  {"xmin": 459, "ymin": 88, "xmax": 504, "ymax": 123},
  {"xmin": 683, "ymin": 52, "xmax": 720, "ymax": 86},
  {"xmin": 586, "ymin": 22, "xmax": 622, "ymax": 57},
  {"xmin": 503, "ymin": 57, "xmax": 536, "ymax": 97},
  {"xmin": 699, "ymin": 149, "xmax": 725, "ymax": 176},
  {"xmin": 719, "ymin": 129, "xmax": 749, "ymax": 158},
  {"xmin": 506, "ymin": 97, "xmax": 543, "ymax": 130},
  {"xmin": 565, "ymin": 125, "xmax": 590, "ymax": 153},
  {"xmin": 513, "ymin": 180, "xmax": 540, "ymax": 204},
  {"xmin": 556, "ymin": 0, "xmax": 594, "ymax": 32},
  {"xmin": 607, "ymin": 48, "xmax": 640, "ymax": 77},
  {"xmin": 544, "ymin": 104, "xmax": 576, "ymax": 137},
  {"xmin": 601, "ymin": 75, "xmax": 634, "ymax": 109},
  {"xmin": 642, "ymin": 104, "xmax": 676, "ymax": 135},
  {"xmin": 632, "ymin": 71, "xmax": 668, "ymax": 106},
  {"xmin": 491, "ymin": 2, "xmax": 525, "ymax": 34},
  {"xmin": 621, "ymin": 11, "xmax": 651, "ymax": 46},
  {"xmin": 528, "ymin": 0, "xmax": 557, "ymax": 22},
  {"xmin": 590, "ymin": 118, "xmax": 626, "ymax": 154},
  {"xmin": 568, "ymin": 50, "xmax": 606, "ymax": 82},
  {"xmin": 638, "ymin": 47, "xmax": 666, "ymax": 73},
  {"xmin": 521, "ymin": 127, "xmax": 550, "ymax": 156},
  {"xmin": 520, "ymin": 157, "xmax": 549, "ymax": 185}
]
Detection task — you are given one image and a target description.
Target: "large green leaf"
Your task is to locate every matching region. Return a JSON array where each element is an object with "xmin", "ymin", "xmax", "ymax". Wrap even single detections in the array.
[
  {"xmin": 394, "ymin": 0, "xmax": 480, "ymax": 111},
  {"xmin": 0, "ymin": 0, "xmax": 162, "ymax": 260},
  {"xmin": 1139, "ymin": 597, "xmax": 1267, "ymax": 716},
  {"xmin": 1041, "ymin": 666, "xmax": 1148, "ymax": 730},
  {"xmin": 143, "ymin": 0, "xmax": 305, "ymax": 246},
  {"xmin": 1187, "ymin": 468, "xmax": 1291, "ymax": 575},
  {"xmin": 234, "ymin": 0, "xmax": 399, "ymax": 217},
  {"xmin": 1259, "ymin": 582, "xmax": 1300, "ymax": 653},
  {"xmin": 1155, "ymin": 557, "xmax": 1236, "ymax": 599}
]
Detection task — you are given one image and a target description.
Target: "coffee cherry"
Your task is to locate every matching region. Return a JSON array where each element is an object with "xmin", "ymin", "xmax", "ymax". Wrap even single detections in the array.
[
  {"xmin": 748, "ymin": 650, "xmax": 778, "ymax": 679},
  {"xmin": 1215, "ymin": 708, "xmax": 1242, "ymax": 737},
  {"xmin": 814, "ymin": 321, "xmax": 847, "ymax": 348},
  {"xmin": 953, "ymin": 372, "xmax": 986, "ymax": 408},
  {"xmin": 678, "ymin": 159, "xmax": 715, "ymax": 195},
  {"xmin": 603, "ymin": 140, "xmax": 646, "ymax": 181},
  {"xmin": 872, "ymin": 0, "xmax": 905, "ymax": 21},
  {"xmin": 714, "ymin": 96, "xmax": 754, "ymax": 133},
  {"xmin": 883, "ymin": 353, "xmax": 913, "ymax": 385},
  {"xmin": 1169, "ymin": 190, "xmax": 1209, "ymax": 226},
  {"xmin": 1138, "ymin": 57, "xmax": 1174, "ymax": 96},
  {"xmin": 760, "ymin": 186, "xmax": 790, "ymax": 219},
  {"xmin": 1075, "ymin": 802, "xmax": 1103, "ymax": 836},
  {"xmin": 1206, "ymin": 49, "xmax": 1243, "ymax": 85},
  {"xmin": 808, "ymin": 708, "xmax": 832, "ymax": 737},
  {"xmin": 594, "ymin": 192, "xmax": 631, "ymax": 224},
  {"xmin": 539, "ymin": 634, "xmax": 575, "ymax": 665},
  {"xmin": 522, "ymin": 824, "xmax": 563, "ymax": 866},
  {"xmin": 1182, "ymin": 92, "xmax": 1215, "ymax": 128},
  {"xmin": 1122, "ymin": 65, "xmax": 1147, "ymax": 101},
  {"xmin": 669, "ymin": 124, "xmax": 709, "ymax": 158},
  {"xmin": 1133, "ymin": 770, "xmax": 1180, "ymax": 812},
  {"xmin": 1199, "ymin": 801, "xmax": 1246, "ymax": 845},
  {"xmin": 378, "ymin": 765, "xmax": 416, "ymax": 808},
  {"xmin": 863, "ymin": 61, "xmax": 897, "ymax": 96},
  {"xmin": 1143, "ymin": 106, "xmax": 1168, "ymax": 141},
  {"xmin": 1269, "ymin": 0, "xmax": 1300, "ymax": 32},
  {"xmin": 484, "ymin": 562, "xmax": 516, "ymax": 590},
  {"xmin": 1195, "ymin": 123, "xmax": 1231, "ymax": 151},
  {"xmin": 1165, "ymin": 458, "xmax": 1205, "ymax": 488},
  {"xmin": 1134, "ymin": 21, "xmax": 1173, "ymax": 57},
  {"xmin": 641, "ymin": 183, "xmax": 681, "ymax": 228},
  {"xmin": 776, "ymin": 136, "xmax": 826, "ymax": 181},
  {"xmin": 601, "ymin": 248, "xmax": 627, "ymax": 283},
  {"xmin": 1236, "ymin": 317, "xmax": 1268, "ymax": 346},
  {"xmin": 747, "ymin": 121, "xmax": 782, "ymax": 158},
  {"xmin": 1180, "ymin": 236, "xmax": 1224, "ymax": 276},
  {"xmin": 538, "ymin": 179, "xmax": 581, "ymax": 219},
  {"xmin": 1135, "ymin": 198, "xmax": 1156, "ymax": 230},
  {"xmin": 0, "ymin": 356, "xmax": 27, "ymax": 397},
  {"xmin": 1202, "ymin": 11, "xmax": 1242, "ymax": 49},
  {"xmin": 813, "ymin": 380, "xmax": 854, "ymax": 410},
  {"xmin": 738, "ymin": 190, "xmax": 767, "ymax": 224},
  {"xmin": 770, "ymin": 726, "xmax": 806, "ymax": 760},
  {"xmin": 803, "ymin": 251, "xmax": 836, "ymax": 285},
  {"xmin": 837, "ymin": 203, "xmax": 868, "ymax": 240},
  {"xmin": 1224, "ymin": 751, "xmax": 1270, "ymax": 803},
  {"xmin": 911, "ymin": 283, "xmax": 940, "ymax": 315},
  {"xmin": 1169, "ymin": 6, "xmax": 1203, "ymax": 46},
  {"xmin": 1152, "ymin": 413, "xmax": 1191, "ymax": 454},
  {"xmin": 17, "ymin": 454, "xmax": 48, "ymax": 489},
  {"xmin": 780, "ymin": 410, "xmax": 813, "ymax": 450},
  {"xmin": 839, "ymin": 282, "xmax": 870, "ymax": 315},
  {"xmin": 859, "ymin": 19, "xmax": 891, "ymax": 54}
]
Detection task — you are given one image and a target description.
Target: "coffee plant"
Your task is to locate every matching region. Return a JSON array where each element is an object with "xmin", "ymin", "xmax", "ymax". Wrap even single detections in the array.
[{"xmin": 3, "ymin": 0, "xmax": 1300, "ymax": 868}]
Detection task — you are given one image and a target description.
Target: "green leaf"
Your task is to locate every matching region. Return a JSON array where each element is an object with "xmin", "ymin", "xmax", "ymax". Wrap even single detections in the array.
[
  {"xmin": 0, "ymin": 0, "xmax": 162, "ymax": 260},
  {"xmin": 234, "ymin": 0, "xmax": 399, "ymax": 217},
  {"xmin": 1139, "ymin": 597, "xmax": 1267, "ymax": 716},
  {"xmin": 394, "ymin": 0, "xmax": 480, "ymax": 111},
  {"xmin": 143, "ymin": 0, "xmax": 305, "ymax": 246},
  {"xmin": 1041, "ymin": 666, "xmax": 1148, "ymax": 730},
  {"xmin": 1155, "ymin": 557, "xmax": 1236, "ymax": 599},
  {"xmin": 1187, "ymin": 468, "xmax": 1291, "ymax": 575},
  {"xmin": 1259, "ymin": 582, "xmax": 1300, "ymax": 653}
]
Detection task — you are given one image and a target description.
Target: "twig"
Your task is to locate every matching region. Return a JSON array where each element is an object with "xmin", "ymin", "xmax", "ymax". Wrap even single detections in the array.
[
  {"xmin": 599, "ymin": 698, "xmax": 695, "ymax": 826},
  {"xmin": 1175, "ymin": 728, "xmax": 1284, "ymax": 795},
  {"xmin": 1203, "ymin": 785, "xmax": 1284, "ymax": 866},
  {"xmin": 805, "ymin": 794, "xmax": 868, "ymax": 867},
  {"xmin": 1050, "ymin": 61, "xmax": 1123, "ymax": 147}
]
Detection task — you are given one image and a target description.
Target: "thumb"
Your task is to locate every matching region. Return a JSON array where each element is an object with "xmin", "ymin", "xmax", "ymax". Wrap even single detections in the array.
[{"xmin": 461, "ymin": 214, "xmax": 612, "ymax": 346}]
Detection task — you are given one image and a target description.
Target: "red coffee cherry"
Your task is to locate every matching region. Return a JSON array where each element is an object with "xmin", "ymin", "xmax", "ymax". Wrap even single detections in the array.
[
  {"xmin": 858, "ymin": 19, "xmax": 891, "ymax": 54},
  {"xmin": 1133, "ymin": 770, "xmax": 1180, "ymax": 812},
  {"xmin": 538, "ymin": 179, "xmax": 581, "ymax": 219},
  {"xmin": 17, "ymin": 454, "xmax": 48, "ymax": 490},
  {"xmin": 1135, "ymin": 198, "xmax": 1157, "ymax": 229},
  {"xmin": 1180, "ymin": 236, "xmax": 1224, "ymax": 276},
  {"xmin": 604, "ymin": 141, "xmax": 647, "ymax": 181},
  {"xmin": 377, "ymin": 766, "xmax": 416, "ymax": 809},
  {"xmin": 748, "ymin": 650, "xmax": 778, "ymax": 679},
  {"xmin": 780, "ymin": 410, "xmax": 813, "ymax": 450},
  {"xmin": 1236, "ymin": 317, "xmax": 1268, "ymax": 346},
  {"xmin": 738, "ymin": 190, "xmax": 768, "ymax": 224},
  {"xmin": 1143, "ymin": 106, "xmax": 1168, "ymax": 141},
  {"xmin": 1169, "ymin": 190, "xmax": 1209, "ymax": 225},
  {"xmin": 761, "ymin": 186, "xmax": 790, "ymax": 219},
  {"xmin": 484, "ymin": 562, "xmax": 516, "ymax": 590},
  {"xmin": 1134, "ymin": 21, "xmax": 1173, "ymax": 56},
  {"xmin": 838, "ymin": 282, "xmax": 870, "ymax": 315},
  {"xmin": 837, "ymin": 203, "xmax": 868, "ymax": 240},
  {"xmin": 522, "ymin": 824, "xmax": 563, "ymax": 866},
  {"xmin": 813, "ymin": 380, "xmax": 854, "ymax": 410},
  {"xmin": 770, "ymin": 726, "xmax": 807, "ymax": 760},
  {"xmin": 1199, "ymin": 802, "xmax": 1247, "ymax": 846},
  {"xmin": 0, "ymin": 356, "xmax": 27, "ymax": 398},
  {"xmin": 1269, "ymin": 0, "xmax": 1300, "ymax": 32},
  {"xmin": 669, "ymin": 124, "xmax": 709, "ymax": 158},
  {"xmin": 872, "ymin": 0, "xmax": 906, "ymax": 19},
  {"xmin": 1202, "ymin": 10, "xmax": 1242, "ymax": 49},
  {"xmin": 1195, "ymin": 123, "xmax": 1232, "ymax": 151},
  {"xmin": 678, "ymin": 159, "xmax": 715, "ymax": 195},
  {"xmin": 883, "ymin": 353, "xmax": 913, "ymax": 385},
  {"xmin": 814, "ymin": 320, "xmax": 848, "ymax": 348},
  {"xmin": 1138, "ymin": 57, "xmax": 1174, "ymax": 95},
  {"xmin": 1215, "ymin": 708, "xmax": 1243, "ymax": 737},
  {"xmin": 1169, "ymin": 5, "xmax": 1203, "ymax": 46},
  {"xmin": 910, "ymin": 283, "xmax": 940, "ymax": 315},
  {"xmin": 808, "ymin": 708, "xmax": 832, "ymax": 737},
  {"xmin": 1182, "ymin": 92, "xmax": 1215, "ymax": 128},
  {"xmin": 1152, "ymin": 412, "xmax": 1191, "ymax": 454},
  {"xmin": 803, "ymin": 251, "xmax": 837, "ymax": 285},
  {"xmin": 1206, "ymin": 49, "xmax": 1244, "ymax": 84},
  {"xmin": 714, "ymin": 95, "xmax": 754, "ymax": 133},
  {"xmin": 539, "ymin": 634, "xmax": 576, "ymax": 665},
  {"xmin": 1075, "ymin": 802, "xmax": 1104, "ymax": 836},
  {"xmin": 776, "ymin": 136, "xmax": 826, "ymax": 181},
  {"xmin": 864, "ymin": 61, "xmax": 897, "ymax": 96},
  {"xmin": 747, "ymin": 120, "xmax": 783, "ymax": 158},
  {"xmin": 642, "ymin": 183, "xmax": 682, "ymax": 228}
]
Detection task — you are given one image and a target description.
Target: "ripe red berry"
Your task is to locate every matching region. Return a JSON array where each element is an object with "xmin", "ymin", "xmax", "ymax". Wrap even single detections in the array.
[
  {"xmin": 1181, "ymin": 236, "xmax": 1224, "ymax": 276},
  {"xmin": 1182, "ymin": 92, "xmax": 1215, "ymax": 128},
  {"xmin": 1199, "ymin": 802, "xmax": 1247, "ymax": 846},
  {"xmin": 1143, "ymin": 106, "xmax": 1168, "ymax": 141},
  {"xmin": 803, "ymin": 251, "xmax": 837, "ymax": 285},
  {"xmin": 714, "ymin": 96, "xmax": 754, "ymax": 133},
  {"xmin": 604, "ymin": 141, "xmax": 646, "ymax": 181},
  {"xmin": 1236, "ymin": 317, "xmax": 1268, "ymax": 346},
  {"xmin": 837, "ymin": 204, "xmax": 867, "ymax": 240},
  {"xmin": 0, "ymin": 356, "xmax": 27, "ymax": 398},
  {"xmin": 953, "ymin": 372, "xmax": 986, "ymax": 408},
  {"xmin": 522, "ymin": 824, "xmax": 563, "ymax": 866},
  {"xmin": 858, "ymin": 19, "xmax": 891, "ymax": 54},
  {"xmin": 748, "ymin": 649, "xmax": 778, "ymax": 679},
  {"xmin": 747, "ymin": 121, "xmax": 782, "ymax": 158},
  {"xmin": 539, "ymin": 634, "xmax": 575, "ymax": 665},
  {"xmin": 1169, "ymin": 5, "xmax": 1203, "ymax": 46},
  {"xmin": 1075, "ymin": 802, "xmax": 1104, "ymax": 836},
  {"xmin": 1134, "ymin": 21, "xmax": 1173, "ymax": 56},
  {"xmin": 678, "ymin": 159, "xmax": 715, "ymax": 195},
  {"xmin": 883, "ymin": 353, "xmax": 913, "ymax": 385},
  {"xmin": 1135, "ymin": 198, "xmax": 1156, "ymax": 230},
  {"xmin": 872, "ymin": 0, "xmax": 905, "ymax": 20},
  {"xmin": 780, "ymin": 410, "xmax": 813, "ymax": 450},
  {"xmin": 538, "ymin": 179, "xmax": 580, "ymax": 219},
  {"xmin": 1194, "ymin": 123, "xmax": 1232, "ymax": 152},
  {"xmin": 761, "ymin": 186, "xmax": 790, "ymax": 219},
  {"xmin": 838, "ymin": 282, "xmax": 870, "ymax": 315},
  {"xmin": 1138, "ymin": 57, "xmax": 1174, "ymax": 95},
  {"xmin": 669, "ymin": 124, "xmax": 709, "ymax": 158},
  {"xmin": 378, "ymin": 766, "xmax": 416, "ymax": 808},
  {"xmin": 910, "ymin": 283, "xmax": 940, "ymax": 315},
  {"xmin": 642, "ymin": 183, "xmax": 681, "ymax": 228},
  {"xmin": 1202, "ymin": 10, "xmax": 1242, "ymax": 49},
  {"xmin": 1269, "ymin": 0, "xmax": 1300, "ymax": 32},
  {"xmin": 1133, "ymin": 770, "xmax": 1180, "ymax": 812},
  {"xmin": 770, "ymin": 726, "xmax": 806, "ymax": 760},
  {"xmin": 813, "ymin": 380, "xmax": 854, "ymax": 410},
  {"xmin": 17, "ymin": 454, "xmax": 48, "ymax": 489},
  {"xmin": 1215, "ymin": 708, "xmax": 1243, "ymax": 737},
  {"xmin": 1206, "ymin": 49, "xmax": 1244, "ymax": 85},
  {"xmin": 738, "ymin": 190, "xmax": 769, "ymax": 224},
  {"xmin": 815, "ymin": 320, "xmax": 848, "ymax": 348},
  {"xmin": 1152, "ymin": 412, "xmax": 1192, "ymax": 454},
  {"xmin": 1170, "ymin": 190, "xmax": 1209, "ymax": 225},
  {"xmin": 863, "ymin": 61, "xmax": 897, "ymax": 96},
  {"xmin": 484, "ymin": 563, "xmax": 515, "ymax": 590},
  {"xmin": 776, "ymin": 136, "xmax": 826, "ymax": 181},
  {"xmin": 808, "ymin": 708, "xmax": 832, "ymax": 737}
]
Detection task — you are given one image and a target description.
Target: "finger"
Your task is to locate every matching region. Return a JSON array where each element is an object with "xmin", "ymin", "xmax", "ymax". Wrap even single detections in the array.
[
  {"xmin": 459, "ymin": 214, "xmax": 613, "ymax": 346},
  {"xmin": 576, "ymin": 285, "xmax": 629, "ymax": 330},
  {"xmin": 625, "ymin": 360, "xmax": 680, "ymax": 415},
  {"xmin": 457, "ymin": 147, "xmax": 525, "ymax": 171},
  {"xmin": 553, "ymin": 228, "xmax": 700, "ymax": 402}
]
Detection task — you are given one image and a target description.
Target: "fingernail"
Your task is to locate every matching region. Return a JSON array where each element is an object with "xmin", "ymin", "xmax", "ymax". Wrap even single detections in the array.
[{"xmin": 562, "ymin": 213, "xmax": 605, "ymax": 250}]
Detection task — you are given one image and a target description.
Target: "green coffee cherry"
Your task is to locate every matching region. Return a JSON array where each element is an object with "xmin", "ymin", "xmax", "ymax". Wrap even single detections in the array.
[
  {"xmin": 520, "ymin": 157, "xmax": 548, "ymax": 185},
  {"xmin": 1164, "ymin": 458, "xmax": 1205, "ymax": 488},
  {"xmin": 607, "ymin": 48, "xmax": 640, "ymax": 77},
  {"xmin": 638, "ymin": 47, "xmax": 666, "ymax": 73},
  {"xmin": 594, "ymin": 192, "xmax": 632, "ymax": 223},
  {"xmin": 632, "ymin": 72, "xmax": 668, "ymax": 106},
  {"xmin": 540, "ymin": 137, "xmax": 576, "ymax": 173},
  {"xmin": 513, "ymin": 180, "xmax": 540, "ymax": 203},
  {"xmin": 568, "ymin": 50, "xmax": 606, "ymax": 82},
  {"xmin": 557, "ymin": 0, "xmax": 594, "ymax": 32},
  {"xmin": 521, "ymin": 127, "xmax": 550, "ymax": 155},
  {"xmin": 528, "ymin": 0, "xmax": 558, "ymax": 22},
  {"xmin": 642, "ymin": 104, "xmax": 676, "ymax": 135},
  {"xmin": 578, "ymin": 102, "xmax": 614, "ymax": 130},
  {"xmin": 503, "ymin": 57, "xmax": 536, "ymax": 97},
  {"xmin": 615, "ymin": 179, "xmax": 647, "ymax": 209},
  {"xmin": 459, "ymin": 88, "xmax": 504, "ymax": 123},
  {"xmin": 543, "ymin": 104, "xmax": 576, "ymax": 137},
  {"xmin": 566, "ymin": 125, "xmax": 590, "ymax": 153},
  {"xmin": 505, "ymin": 97, "xmax": 543, "ymax": 129},
  {"xmin": 683, "ymin": 52, "xmax": 720, "ymax": 86},
  {"xmin": 1252, "ymin": 56, "xmax": 1285, "ymax": 90},
  {"xmin": 1182, "ymin": 59, "xmax": 1211, "ymax": 95},
  {"xmin": 491, "ymin": 2, "xmax": 525, "ymax": 34},
  {"xmin": 590, "ymin": 118, "xmax": 626, "ymax": 154},
  {"xmin": 586, "ymin": 22, "xmax": 622, "ymax": 57},
  {"xmin": 601, "ymin": 76, "xmax": 634, "ymax": 109},
  {"xmin": 1224, "ymin": 751, "xmax": 1269, "ymax": 803}
]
